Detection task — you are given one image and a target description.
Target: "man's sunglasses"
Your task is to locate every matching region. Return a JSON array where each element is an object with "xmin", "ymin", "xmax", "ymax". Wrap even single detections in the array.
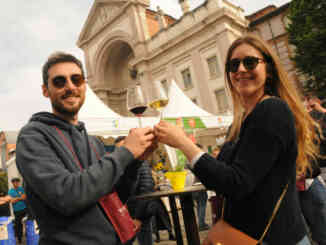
[
  {"xmin": 227, "ymin": 56, "xmax": 265, "ymax": 73},
  {"xmin": 51, "ymin": 74, "xmax": 85, "ymax": 89}
]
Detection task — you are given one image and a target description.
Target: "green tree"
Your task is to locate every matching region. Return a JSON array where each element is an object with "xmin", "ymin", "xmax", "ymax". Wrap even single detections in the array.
[{"xmin": 287, "ymin": 0, "xmax": 326, "ymax": 98}]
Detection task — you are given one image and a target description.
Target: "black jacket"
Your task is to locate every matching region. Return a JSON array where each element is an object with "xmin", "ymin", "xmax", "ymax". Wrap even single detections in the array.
[
  {"xmin": 193, "ymin": 98, "xmax": 306, "ymax": 244},
  {"xmin": 16, "ymin": 112, "xmax": 141, "ymax": 245},
  {"xmin": 127, "ymin": 161, "xmax": 155, "ymax": 221}
]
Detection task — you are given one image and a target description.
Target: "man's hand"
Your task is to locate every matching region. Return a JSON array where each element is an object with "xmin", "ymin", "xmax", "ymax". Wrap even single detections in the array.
[
  {"xmin": 133, "ymin": 219, "xmax": 142, "ymax": 233},
  {"xmin": 0, "ymin": 195, "xmax": 12, "ymax": 205},
  {"xmin": 139, "ymin": 139, "xmax": 158, "ymax": 161},
  {"xmin": 123, "ymin": 127, "xmax": 155, "ymax": 159}
]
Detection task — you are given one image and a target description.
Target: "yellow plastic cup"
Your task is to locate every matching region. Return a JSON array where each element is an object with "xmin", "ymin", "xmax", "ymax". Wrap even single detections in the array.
[{"xmin": 165, "ymin": 171, "xmax": 187, "ymax": 191}]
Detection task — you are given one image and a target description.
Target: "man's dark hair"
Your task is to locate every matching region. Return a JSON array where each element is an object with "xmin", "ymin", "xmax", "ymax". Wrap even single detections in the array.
[
  {"xmin": 42, "ymin": 51, "xmax": 85, "ymax": 86},
  {"xmin": 196, "ymin": 143, "xmax": 203, "ymax": 149},
  {"xmin": 11, "ymin": 177, "xmax": 20, "ymax": 183},
  {"xmin": 114, "ymin": 136, "xmax": 126, "ymax": 145}
]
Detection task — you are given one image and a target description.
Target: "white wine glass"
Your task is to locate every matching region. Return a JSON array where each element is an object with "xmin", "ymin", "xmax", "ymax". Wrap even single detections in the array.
[
  {"xmin": 148, "ymin": 80, "xmax": 169, "ymax": 120},
  {"xmin": 127, "ymin": 84, "xmax": 147, "ymax": 127}
]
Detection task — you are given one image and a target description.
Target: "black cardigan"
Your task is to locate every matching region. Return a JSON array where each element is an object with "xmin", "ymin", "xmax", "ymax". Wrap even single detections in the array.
[{"xmin": 193, "ymin": 98, "xmax": 306, "ymax": 244}]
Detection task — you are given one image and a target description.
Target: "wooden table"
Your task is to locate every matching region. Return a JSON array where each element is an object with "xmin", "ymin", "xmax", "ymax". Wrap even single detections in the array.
[{"xmin": 136, "ymin": 184, "xmax": 206, "ymax": 245}]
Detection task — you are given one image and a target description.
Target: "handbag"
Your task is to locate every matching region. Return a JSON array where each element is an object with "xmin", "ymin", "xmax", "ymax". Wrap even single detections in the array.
[
  {"xmin": 203, "ymin": 182, "xmax": 289, "ymax": 245},
  {"xmin": 99, "ymin": 191, "xmax": 136, "ymax": 243},
  {"xmin": 54, "ymin": 126, "xmax": 136, "ymax": 243}
]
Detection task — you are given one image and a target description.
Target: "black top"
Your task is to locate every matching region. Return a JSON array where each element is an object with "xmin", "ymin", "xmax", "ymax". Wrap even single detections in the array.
[{"xmin": 193, "ymin": 97, "xmax": 306, "ymax": 244}]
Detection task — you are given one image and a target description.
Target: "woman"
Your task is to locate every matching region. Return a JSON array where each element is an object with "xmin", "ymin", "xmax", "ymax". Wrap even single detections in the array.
[{"xmin": 154, "ymin": 35, "xmax": 320, "ymax": 244}]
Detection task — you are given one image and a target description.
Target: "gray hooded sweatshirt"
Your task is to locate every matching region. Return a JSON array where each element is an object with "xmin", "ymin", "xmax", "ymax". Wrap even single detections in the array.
[{"xmin": 16, "ymin": 112, "xmax": 141, "ymax": 245}]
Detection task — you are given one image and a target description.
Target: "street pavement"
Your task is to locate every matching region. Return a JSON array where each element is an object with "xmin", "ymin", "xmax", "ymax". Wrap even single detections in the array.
[{"xmin": 135, "ymin": 200, "xmax": 213, "ymax": 245}]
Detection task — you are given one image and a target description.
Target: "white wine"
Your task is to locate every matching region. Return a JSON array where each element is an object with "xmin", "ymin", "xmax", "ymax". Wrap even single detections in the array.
[{"xmin": 149, "ymin": 99, "xmax": 169, "ymax": 111}]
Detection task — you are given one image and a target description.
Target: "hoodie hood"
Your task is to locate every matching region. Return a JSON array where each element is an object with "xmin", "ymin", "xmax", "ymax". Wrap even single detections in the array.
[{"xmin": 30, "ymin": 112, "xmax": 85, "ymax": 132}]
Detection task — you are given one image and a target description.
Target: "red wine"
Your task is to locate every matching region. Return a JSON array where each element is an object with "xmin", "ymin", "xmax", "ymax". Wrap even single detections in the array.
[{"xmin": 130, "ymin": 106, "xmax": 147, "ymax": 115}]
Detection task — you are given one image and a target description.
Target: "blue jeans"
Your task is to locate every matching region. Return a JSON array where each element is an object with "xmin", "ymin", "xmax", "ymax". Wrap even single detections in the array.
[
  {"xmin": 193, "ymin": 191, "xmax": 208, "ymax": 227},
  {"xmin": 299, "ymin": 177, "xmax": 326, "ymax": 245},
  {"xmin": 262, "ymin": 235, "xmax": 311, "ymax": 245}
]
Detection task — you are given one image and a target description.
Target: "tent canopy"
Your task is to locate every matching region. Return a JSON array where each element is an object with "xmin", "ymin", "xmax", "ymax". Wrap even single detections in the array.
[{"xmin": 1, "ymin": 81, "xmax": 232, "ymax": 143}]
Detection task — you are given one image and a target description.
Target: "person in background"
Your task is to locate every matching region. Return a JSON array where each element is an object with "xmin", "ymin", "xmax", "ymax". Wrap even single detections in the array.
[
  {"xmin": 151, "ymin": 168, "xmax": 175, "ymax": 242},
  {"xmin": 0, "ymin": 191, "xmax": 11, "ymax": 217},
  {"xmin": 114, "ymin": 136, "xmax": 155, "ymax": 245},
  {"xmin": 192, "ymin": 144, "xmax": 210, "ymax": 231},
  {"xmin": 307, "ymin": 95, "xmax": 326, "ymax": 180},
  {"xmin": 154, "ymin": 34, "xmax": 321, "ymax": 244},
  {"xmin": 8, "ymin": 178, "xmax": 27, "ymax": 244},
  {"xmin": 297, "ymin": 94, "xmax": 326, "ymax": 245},
  {"xmin": 207, "ymin": 145, "xmax": 223, "ymax": 224},
  {"xmin": 15, "ymin": 52, "xmax": 155, "ymax": 245},
  {"xmin": 210, "ymin": 146, "xmax": 221, "ymax": 158}
]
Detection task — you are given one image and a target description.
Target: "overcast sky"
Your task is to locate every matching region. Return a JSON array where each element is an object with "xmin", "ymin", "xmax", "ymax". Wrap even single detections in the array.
[{"xmin": 0, "ymin": 0, "xmax": 290, "ymax": 131}]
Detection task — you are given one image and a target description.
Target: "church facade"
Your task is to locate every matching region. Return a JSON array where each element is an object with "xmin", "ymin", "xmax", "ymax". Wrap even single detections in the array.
[{"xmin": 77, "ymin": 0, "xmax": 249, "ymax": 117}]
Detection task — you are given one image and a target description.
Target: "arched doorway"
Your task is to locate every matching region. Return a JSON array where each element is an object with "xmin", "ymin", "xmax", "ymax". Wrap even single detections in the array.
[{"xmin": 100, "ymin": 40, "xmax": 135, "ymax": 116}]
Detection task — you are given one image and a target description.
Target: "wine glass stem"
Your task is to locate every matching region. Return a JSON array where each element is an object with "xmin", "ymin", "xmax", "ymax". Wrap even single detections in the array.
[
  {"xmin": 160, "ymin": 110, "xmax": 163, "ymax": 120},
  {"xmin": 137, "ymin": 115, "xmax": 142, "ymax": 128}
]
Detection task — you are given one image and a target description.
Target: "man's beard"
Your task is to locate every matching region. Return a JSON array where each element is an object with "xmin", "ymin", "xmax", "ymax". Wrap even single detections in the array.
[{"xmin": 51, "ymin": 90, "xmax": 85, "ymax": 118}]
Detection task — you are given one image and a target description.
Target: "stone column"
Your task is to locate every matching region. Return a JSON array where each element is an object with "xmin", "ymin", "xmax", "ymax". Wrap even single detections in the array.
[
  {"xmin": 191, "ymin": 50, "xmax": 215, "ymax": 114},
  {"xmin": 157, "ymin": 6, "xmax": 167, "ymax": 30},
  {"xmin": 179, "ymin": 0, "xmax": 190, "ymax": 15}
]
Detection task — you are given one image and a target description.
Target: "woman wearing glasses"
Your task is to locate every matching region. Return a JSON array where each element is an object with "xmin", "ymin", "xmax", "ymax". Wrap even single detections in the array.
[{"xmin": 154, "ymin": 35, "xmax": 320, "ymax": 244}]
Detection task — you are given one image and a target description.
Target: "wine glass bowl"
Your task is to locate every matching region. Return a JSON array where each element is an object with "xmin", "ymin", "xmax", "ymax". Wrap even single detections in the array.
[
  {"xmin": 127, "ymin": 85, "xmax": 147, "ymax": 127},
  {"xmin": 148, "ymin": 80, "xmax": 169, "ymax": 119}
]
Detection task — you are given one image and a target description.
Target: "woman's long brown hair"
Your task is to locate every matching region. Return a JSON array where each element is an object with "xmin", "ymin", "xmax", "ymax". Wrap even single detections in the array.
[{"xmin": 224, "ymin": 34, "xmax": 320, "ymax": 176}]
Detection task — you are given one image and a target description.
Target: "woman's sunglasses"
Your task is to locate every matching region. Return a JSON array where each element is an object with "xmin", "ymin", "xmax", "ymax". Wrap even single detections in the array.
[
  {"xmin": 227, "ymin": 56, "xmax": 265, "ymax": 73},
  {"xmin": 51, "ymin": 74, "xmax": 85, "ymax": 89}
]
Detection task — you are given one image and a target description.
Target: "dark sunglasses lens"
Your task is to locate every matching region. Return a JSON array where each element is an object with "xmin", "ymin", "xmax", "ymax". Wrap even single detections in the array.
[
  {"xmin": 228, "ymin": 59, "xmax": 240, "ymax": 73},
  {"xmin": 243, "ymin": 57, "xmax": 259, "ymax": 70},
  {"xmin": 71, "ymin": 75, "xmax": 85, "ymax": 87},
  {"xmin": 52, "ymin": 76, "xmax": 67, "ymax": 88}
]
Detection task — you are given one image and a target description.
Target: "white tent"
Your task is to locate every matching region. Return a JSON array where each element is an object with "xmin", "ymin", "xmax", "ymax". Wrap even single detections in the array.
[
  {"xmin": 160, "ymin": 80, "xmax": 232, "ymax": 129},
  {"xmin": 0, "ymin": 85, "xmax": 138, "ymax": 142},
  {"xmin": 1, "ymin": 81, "xmax": 232, "ymax": 145},
  {"xmin": 79, "ymin": 85, "xmax": 137, "ymax": 136},
  {"xmin": 162, "ymin": 80, "xmax": 213, "ymax": 118}
]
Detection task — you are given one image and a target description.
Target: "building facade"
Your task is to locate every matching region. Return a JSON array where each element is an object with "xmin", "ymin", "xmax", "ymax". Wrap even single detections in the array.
[
  {"xmin": 77, "ymin": 0, "xmax": 299, "ymax": 146},
  {"xmin": 247, "ymin": 3, "xmax": 301, "ymax": 89},
  {"xmin": 77, "ymin": 0, "xmax": 248, "ymax": 117}
]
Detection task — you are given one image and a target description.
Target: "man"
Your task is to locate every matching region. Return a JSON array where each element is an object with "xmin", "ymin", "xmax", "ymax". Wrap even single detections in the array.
[
  {"xmin": 114, "ymin": 136, "xmax": 157, "ymax": 245},
  {"xmin": 308, "ymin": 95, "xmax": 326, "ymax": 177},
  {"xmin": 8, "ymin": 178, "xmax": 27, "ymax": 244},
  {"xmin": 298, "ymin": 95, "xmax": 326, "ymax": 245},
  {"xmin": 16, "ymin": 52, "xmax": 155, "ymax": 245},
  {"xmin": 192, "ymin": 144, "xmax": 210, "ymax": 231}
]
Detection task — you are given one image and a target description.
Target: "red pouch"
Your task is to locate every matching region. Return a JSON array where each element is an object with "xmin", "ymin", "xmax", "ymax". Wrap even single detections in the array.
[{"xmin": 99, "ymin": 191, "xmax": 136, "ymax": 243}]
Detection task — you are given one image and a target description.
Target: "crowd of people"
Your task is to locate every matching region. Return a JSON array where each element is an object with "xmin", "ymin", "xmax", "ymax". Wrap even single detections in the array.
[{"xmin": 0, "ymin": 34, "xmax": 325, "ymax": 245}]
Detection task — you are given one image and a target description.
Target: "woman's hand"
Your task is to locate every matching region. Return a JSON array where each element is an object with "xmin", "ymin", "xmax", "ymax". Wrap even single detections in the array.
[
  {"xmin": 153, "ymin": 121, "xmax": 188, "ymax": 148},
  {"xmin": 154, "ymin": 121, "xmax": 202, "ymax": 162}
]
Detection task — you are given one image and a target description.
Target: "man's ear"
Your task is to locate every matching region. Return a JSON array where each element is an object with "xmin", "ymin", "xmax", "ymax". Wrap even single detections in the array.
[{"xmin": 42, "ymin": 84, "xmax": 49, "ymax": 98}]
